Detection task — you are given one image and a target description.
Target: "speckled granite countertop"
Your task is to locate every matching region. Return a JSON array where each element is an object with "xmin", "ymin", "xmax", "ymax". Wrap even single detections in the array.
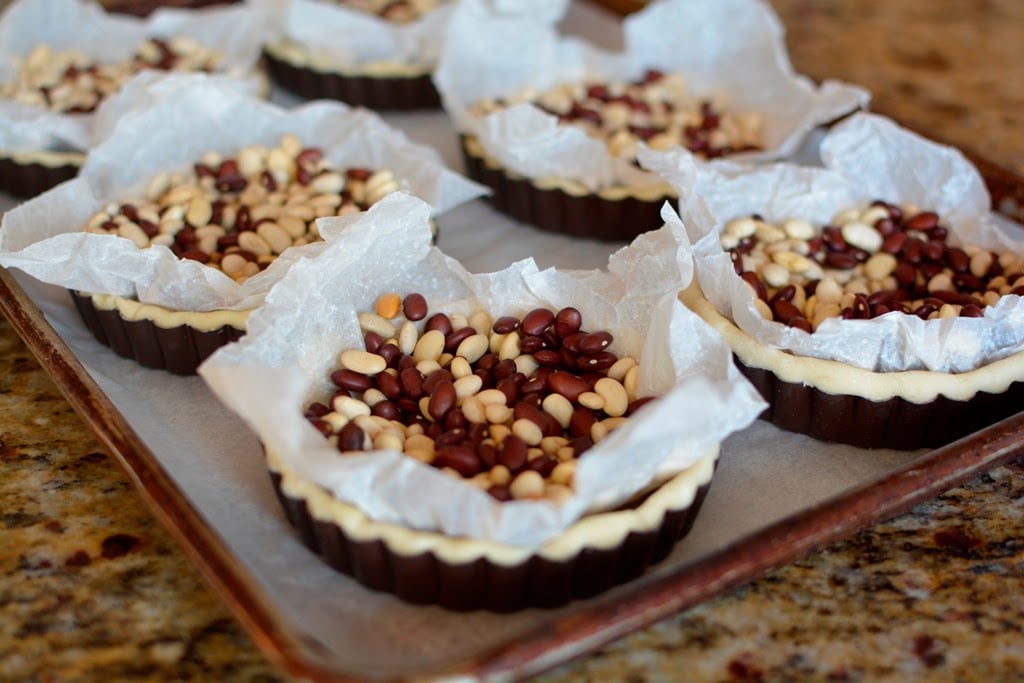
[{"xmin": 2, "ymin": 1, "xmax": 1024, "ymax": 681}]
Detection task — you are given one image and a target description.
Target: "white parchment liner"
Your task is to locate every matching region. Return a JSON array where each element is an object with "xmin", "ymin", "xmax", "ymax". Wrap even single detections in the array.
[
  {"xmin": 639, "ymin": 112, "xmax": 1024, "ymax": 373},
  {"xmin": 199, "ymin": 192, "xmax": 766, "ymax": 546},
  {"xmin": 433, "ymin": 0, "xmax": 869, "ymax": 193},
  {"xmin": 0, "ymin": 74, "xmax": 486, "ymax": 313},
  {"xmin": 256, "ymin": 0, "xmax": 456, "ymax": 74},
  {"xmin": 0, "ymin": 0, "xmax": 268, "ymax": 155}
]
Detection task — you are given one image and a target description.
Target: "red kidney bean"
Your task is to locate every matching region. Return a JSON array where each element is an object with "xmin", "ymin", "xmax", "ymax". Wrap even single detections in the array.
[
  {"xmin": 402, "ymin": 293, "xmax": 428, "ymax": 320},
  {"xmin": 533, "ymin": 349, "xmax": 562, "ymax": 366},
  {"xmin": 308, "ymin": 417, "xmax": 332, "ymax": 437},
  {"xmin": 331, "ymin": 368, "xmax": 374, "ymax": 393},
  {"xmin": 905, "ymin": 211, "xmax": 939, "ymax": 232},
  {"xmin": 478, "ymin": 441, "xmax": 498, "ymax": 468},
  {"xmin": 548, "ymin": 371, "xmax": 589, "ymax": 402},
  {"xmin": 895, "ymin": 260, "xmax": 917, "ymax": 288},
  {"xmin": 577, "ymin": 352, "xmax": 617, "ymax": 371},
  {"xmin": 923, "ymin": 240, "xmax": 945, "ymax": 262},
  {"xmin": 337, "ymin": 422, "xmax": 365, "ymax": 452},
  {"xmin": 475, "ymin": 353, "xmax": 498, "ymax": 371},
  {"xmin": 521, "ymin": 308, "xmax": 555, "ymax": 336},
  {"xmin": 740, "ymin": 271, "xmax": 768, "ymax": 300},
  {"xmin": 825, "ymin": 252, "xmax": 857, "ymax": 269},
  {"xmin": 399, "ymin": 367, "xmax": 424, "ymax": 398},
  {"xmin": 499, "ymin": 434, "xmax": 528, "ymax": 472},
  {"xmin": 424, "ymin": 313, "xmax": 453, "ymax": 336},
  {"xmin": 487, "ymin": 484, "xmax": 512, "ymax": 501},
  {"xmin": 554, "ymin": 307, "xmax": 583, "ymax": 336},
  {"xmin": 919, "ymin": 262, "xmax": 943, "ymax": 280},
  {"xmin": 527, "ymin": 455, "xmax": 558, "ymax": 478},
  {"xmin": 771, "ymin": 299, "xmax": 801, "ymax": 324},
  {"xmin": 770, "ymin": 284, "xmax": 796, "ymax": 304},
  {"xmin": 578, "ymin": 331, "xmax": 613, "ymax": 354},
  {"xmin": 569, "ymin": 435, "xmax": 594, "ymax": 457},
  {"xmin": 519, "ymin": 335, "xmax": 546, "ymax": 354},
  {"xmin": 372, "ymin": 401, "xmax": 400, "ymax": 421},
  {"xmin": 395, "ymin": 397, "xmax": 419, "ymax": 416},
  {"xmin": 823, "ymin": 226, "xmax": 846, "ymax": 251},
  {"xmin": 945, "ymin": 248, "xmax": 970, "ymax": 273},
  {"xmin": 852, "ymin": 294, "xmax": 870, "ymax": 319},
  {"xmin": 492, "ymin": 316, "xmax": 520, "ymax": 334},
  {"xmin": 953, "ymin": 273, "xmax": 985, "ymax": 291},
  {"xmin": 363, "ymin": 330, "xmax": 384, "ymax": 354},
  {"xmin": 496, "ymin": 378, "xmax": 520, "ymax": 405},
  {"xmin": 788, "ymin": 316, "xmax": 812, "ymax": 332},
  {"xmin": 913, "ymin": 303, "xmax": 937, "ymax": 320},
  {"xmin": 541, "ymin": 328, "xmax": 562, "ymax": 350},
  {"xmin": 902, "ymin": 238, "xmax": 924, "ymax": 263},
  {"xmin": 625, "ymin": 397, "xmax": 656, "ymax": 416},
  {"xmin": 445, "ymin": 408, "xmax": 468, "ymax": 432},
  {"xmin": 375, "ymin": 372, "xmax": 402, "ymax": 400},
  {"xmin": 473, "ymin": 368, "xmax": 494, "ymax": 390},
  {"xmin": 520, "ymin": 375, "xmax": 547, "ymax": 396},
  {"xmin": 435, "ymin": 446, "xmax": 480, "ymax": 477},
  {"xmin": 435, "ymin": 429, "xmax": 466, "ymax": 447},
  {"xmin": 569, "ymin": 407, "xmax": 597, "ymax": 438},
  {"xmin": 882, "ymin": 232, "xmax": 907, "ymax": 254},
  {"xmin": 427, "ymin": 380, "xmax": 456, "ymax": 421},
  {"xmin": 305, "ymin": 401, "xmax": 330, "ymax": 418},
  {"xmin": 561, "ymin": 333, "xmax": 584, "ymax": 353},
  {"xmin": 422, "ymin": 368, "xmax": 454, "ymax": 394},
  {"xmin": 444, "ymin": 326, "xmax": 476, "ymax": 353},
  {"xmin": 397, "ymin": 354, "xmax": 417, "ymax": 371},
  {"xmin": 376, "ymin": 343, "xmax": 401, "ymax": 368},
  {"xmin": 489, "ymin": 359, "xmax": 515, "ymax": 380},
  {"xmin": 874, "ymin": 217, "xmax": 896, "ymax": 236}
]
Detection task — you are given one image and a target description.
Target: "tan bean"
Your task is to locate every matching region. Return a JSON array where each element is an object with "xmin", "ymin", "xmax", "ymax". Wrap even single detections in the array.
[
  {"xmin": 339, "ymin": 349, "xmax": 386, "ymax": 375},
  {"xmin": 455, "ymin": 334, "xmax": 489, "ymax": 363},
  {"xmin": 257, "ymin": 222, "xmax": 293, "ymax": 255},
  {"xmin": 509, "ymin": 470, "xmax": 545, "ymax": 499},
  {"xmin": 577, "ymin": 391, "xmax": 605, "ymax": 411},
  {"xmin": 358, "ymin": 312, "xmax": 397, "ymax": 339},
  {"xmin": 594, "ymin": 377, "xmax": 629, "ymax": 417},
  {"xmin": 541, "ymin": 393, "xmax": 574, "ymax": 428},
  {"xmin": 413, "ymin": 329, "xmax": 446, "ymax": 363},
  {"xmin": 238, "ymin": 231, "xmax": 272, "ymax": 257},
  {"xmin": 453, "ymin": 374, "xmax": 484, "ymax": 401},
  {"xmin": 397, "ymin": 321, "xmax": 418, "ymax": 356},
  {"xmin": 511, "ymin": 418, "xmax": 543, "ymax": 446},
  {"xmin": 332, "ymin": 395, "xmax": 371, "ymax": 419}
]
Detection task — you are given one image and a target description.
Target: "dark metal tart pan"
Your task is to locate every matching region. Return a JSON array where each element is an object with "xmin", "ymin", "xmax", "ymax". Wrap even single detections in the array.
[{"xmin": 70, "ymin": 290, "xmax": 245, "ymax": 375}]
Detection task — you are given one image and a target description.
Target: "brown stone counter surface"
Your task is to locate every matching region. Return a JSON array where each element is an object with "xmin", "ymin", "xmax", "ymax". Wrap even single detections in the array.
[{"xmin": 2, "ymin": 1, "xmax": 1023, "ymax": 681}]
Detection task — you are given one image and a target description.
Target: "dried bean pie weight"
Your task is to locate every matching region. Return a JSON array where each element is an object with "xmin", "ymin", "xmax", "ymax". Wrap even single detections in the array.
[
  {"xmin": 681, "ymin": 201, "xmax": 1024, "ymax": 449},
  {"xmin": 267, "ymin": 293, "xmax": 717, "ymax": 611},
  {"xmin": 73, "ymin": 134, "xmax": 402, "ymax": 374}
]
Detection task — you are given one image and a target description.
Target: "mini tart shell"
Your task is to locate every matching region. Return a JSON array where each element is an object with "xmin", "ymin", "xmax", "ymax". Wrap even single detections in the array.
[
  {"xmin": 680, "ymin": 283, "xmax": 1024, "ymax": 450},
  {"xmin": 262, "ymin": 45, "xmax": 440, "ymax": 110},
  {"xmin": 0, "ymin": 150, "xmax": 84, "ymax": 198},
  {"xmin": 71, "ymin": 291, "xmax": 247, "ymax": 375},
  {"xmin": 266, "ymin": 446, "xmax": 718, "ymax": 612},
  {"xmin": 459, "ymin": 134, "xmax": 674, "ymax": 242}
]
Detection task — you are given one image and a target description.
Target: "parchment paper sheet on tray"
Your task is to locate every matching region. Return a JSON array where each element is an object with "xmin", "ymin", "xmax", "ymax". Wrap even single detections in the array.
[
  {"xmin": 639, "ymin": 112, "xmax": 1024, "ymax": 374},
  {"xmin": 0, "ymin": 2, "xmax": 975, "ymax": 678}
]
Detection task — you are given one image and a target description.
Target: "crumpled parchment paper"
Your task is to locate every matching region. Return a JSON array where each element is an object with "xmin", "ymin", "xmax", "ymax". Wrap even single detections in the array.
[
  {"xmin": 0, "ymin": 0, "xmax": 268, "ymax": 154},
  {"xmin": 0, "ymin": 73, "xmax": 486, "ymax": 312},
  {"xmin": 639, "ymin": 111, "xmax": 1024, "ymax": 373},
  {"xmin": 433, "ymin": 0, "xmax": 869, "ymax": 192},
  {"xmin": 199, "ymin": 191, "xmax": 766, "ymax": 546}
]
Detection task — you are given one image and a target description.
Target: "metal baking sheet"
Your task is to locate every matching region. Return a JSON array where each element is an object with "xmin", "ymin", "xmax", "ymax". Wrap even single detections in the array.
[{"xmin": 2, "ymin": 3, "xmax": 1024, "ymax": 681}]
